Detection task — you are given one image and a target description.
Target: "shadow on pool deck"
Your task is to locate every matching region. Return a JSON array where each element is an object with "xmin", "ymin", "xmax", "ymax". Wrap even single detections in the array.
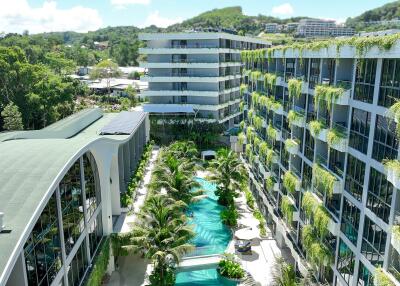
[{"xmin": 107, "ymin": 255, "xmax": 151, "ymax": 286}]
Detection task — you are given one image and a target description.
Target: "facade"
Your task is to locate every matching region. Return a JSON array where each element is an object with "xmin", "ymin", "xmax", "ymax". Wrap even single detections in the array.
[
  {"xmin": 138, "ymin": 32, "xmax": 269, "ymax": 127},
  {"xmin": 265, "ymin": 23, "xmax": 281, "ymax": 33},
  {"xmin": 240, "ymin": 41, "xmax": 400, "ymax": 285},
  {"xmin": 296, "ymin": 19, "xmax": 355, "ymax": 38},
  {"xmin": 0, "ymin": 108, "xmax": 150, "ymax": 286}
]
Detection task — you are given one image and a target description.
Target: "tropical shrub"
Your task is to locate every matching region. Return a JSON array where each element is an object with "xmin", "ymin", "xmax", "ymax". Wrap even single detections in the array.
[
  {"xmin": 86, "ymin": 237, "xmax": 110, "ymax": 286},
  {"xmin": 301, "ymin": 191, "xmax": 318, "ymax": 219},
  {"xmin": 309, "ymin": 120, "xmax": 326, "ymax": 137},
  {"xmin": 387, "ymin": 101, "xmax": 400, "ymax": 138},
  {"xmin": 218, "ymin": 254, "xmax": 245, "ymax": 279},
  {"xmin": 312, "ymin": 164, "xmax": 337, "ymax": 198},
  {"xmin": 327, "ymin": 127, "xmax": 346, "ymax": 147},
  {"xmin": 271, "ymin": 257, "xmax": 297, "ymax": 286},
  {"xmin": 267, "ymin": 124, "xmax": 277, "ymax": 141},
  {"xmin": 281, "ymin": 196, "xmax": 294, "ymax": 223},
  {"xmin": 374, "ymin": 268, "xmax": 396, "ymax": 286},
  {"xmin": 314, "ymin": 206, "xmax": 330, "ymax": 238},
  {"xmin": 265, "ymin": 177, "xmax": 274, "ymax": 191},
  {"xmin": 238, "ymin": 132, "xmax": 246, "ymax": 145},
  {"xmin": 221, "ymin": 205, "xmax": 239, "ymax": 227},
  {"xmin": 288, "ymin": 78, "xmax": 302, "ymax": 99},
  {"xmin": 393, "ymin": 225, "xmax": 400, "ymax": 240},
  {"xmin": 283, "ymin": 171, "xmax": 299, "ymax": 194},
  {"xmin": 244, "ymin": 189, "xmax": 255, "ymax": 210},
  {"xmin": 240, "ymin": 84, "xmax": 248, "ymax": 96},
  {"xmin": 314, "ymin": 85, "xmax": 345, "ymax": 111},
  {"xmin": 287, "ymin": 110, "xmax": 305, "ymax": 127},
  {"xmin": 384, "ymin": 159, "xmax": 400, "ymax": 177},
  {"xmin": 264, "ymin": 73, "xmax": 277, "ymax": 92},
  {"xmin": 284, "ymin": 139, "xmax": 299, "ymax": 153},
  {"xmin": 301, "ymin": 225, "xmax": 332, "ymax": 267}
]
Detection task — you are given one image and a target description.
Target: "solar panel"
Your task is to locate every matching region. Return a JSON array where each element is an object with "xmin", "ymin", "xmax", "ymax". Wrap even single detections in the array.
[{"xmin": 100, "ymin": 111, "xmax": 146, "ymax": 135}]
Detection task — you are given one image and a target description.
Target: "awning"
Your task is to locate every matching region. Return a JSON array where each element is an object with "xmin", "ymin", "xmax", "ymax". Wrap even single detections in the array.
[{"xmin": 141, "ymin": 104, "xmax": 195, "ymax": 114}]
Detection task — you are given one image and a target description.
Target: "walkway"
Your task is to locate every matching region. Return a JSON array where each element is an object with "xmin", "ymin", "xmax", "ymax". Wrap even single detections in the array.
[
  {"xmin": 113, "ymin": 146, "xmax": 159, "ymax": 234},
  {"xmin": 108, "ymin": 146, "xmax": 159, "ymax": 286}
]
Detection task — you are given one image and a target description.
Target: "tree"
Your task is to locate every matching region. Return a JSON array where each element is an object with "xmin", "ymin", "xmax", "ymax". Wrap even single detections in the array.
[
  {"xmin": 272, "ymin": 257, "xmax": 298, "ymax": 286},
  {"xmin": 123, "ymin": 195, "xmax": 194, "ymax": 286},
  {"xmin": 44, "ymin": 51, "xmax": 76, "ymax": 75},
  {"xmin": 89, "ymin": 59, "xmax": 121, "ymax": 97},
  {"xmin": 208, "ymin": 148, "xmax": 247, "ymax": 206},
  {"xmin": 1, "ymin": 102, "xmax": 23, "ymax": 130},
  {"xmin": 125, "ymin": 85, "xmax": 137, "ymax": 108}
]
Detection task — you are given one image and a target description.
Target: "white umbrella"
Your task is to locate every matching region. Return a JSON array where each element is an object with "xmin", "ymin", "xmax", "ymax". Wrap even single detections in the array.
[{"xmin": 235, "ymin": 228, "xmax": 260, "ymax": 240}]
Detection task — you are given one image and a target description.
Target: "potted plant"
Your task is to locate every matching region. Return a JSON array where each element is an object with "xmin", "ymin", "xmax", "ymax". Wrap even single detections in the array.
[{"xmin": 217, "ymin": 254, "xmax": 246, "ymax": 283}]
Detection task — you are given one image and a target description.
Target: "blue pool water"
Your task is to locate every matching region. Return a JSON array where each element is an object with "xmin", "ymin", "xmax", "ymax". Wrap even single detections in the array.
[{"xmin": 175, "ymin": 178, "xmax": 235, "ymax": 286}]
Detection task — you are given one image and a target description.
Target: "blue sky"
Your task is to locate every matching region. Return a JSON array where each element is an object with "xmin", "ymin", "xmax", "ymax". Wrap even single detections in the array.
[{"xmin": 0, "ymin": 0, "xmax": 395, "ymax": 34}]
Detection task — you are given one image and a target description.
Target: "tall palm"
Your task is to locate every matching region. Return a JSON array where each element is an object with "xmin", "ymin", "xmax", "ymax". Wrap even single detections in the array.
[
  {"xmin": 167, "ymin": 140, "xmax": 199, "ymax": 161},
  {"xmin": 123, "ymin": 195, "xmax": 195, "ymax": 286},
  {"xmin": 152, "ymin": 154, "xmax": 204, "ymax": 203},
  {"xmin": 208, "ymin": 148, "xmax": 247, "ymax": 206}
]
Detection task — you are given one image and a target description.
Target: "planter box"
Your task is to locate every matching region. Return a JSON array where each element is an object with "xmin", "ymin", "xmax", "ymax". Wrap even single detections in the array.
[
  {"xmin": 335, "ymin": 89, "xmax": 351, "ymax": 105},
  {"xmin": 272, "ymin": 105, "xmax": 284, "ymax": 115},
  {"xmin": 262, "ymin": 118, "xmax": 267, "ymax": 128},
  {"xmin": 276, "ymin": 76, "xmax": 284, "ymax": 86},
  {"xmin": 332, "ymin": 180, "xmax": 343, "ymax": 194},
  {"xmin": 329, "ymin": 138, "xmax": 348, "ymax": 153},
  {"xmin": 230, "ymin": 136, "xmax": 238, "ymax": 143},
  {"xmin": 293, "ymin": 211, "xmax": 300, "ymax": 222},
  {"xmin": 387, "ymin": 167, "xmax": 400, "ymax": 189},
  {"xmin": 301, "ymin": 82, "xmax": 309, "ymax": 93},
  {"xmin": 286, "ymin": 142, "xmax": 299, "ymax": 155},
  {"xmin": 273, "ymin": 182, "xmax": 280, "ymax": 192},
  {"xmin": 328, "ymin": 219, "xmax": 339, "ymax": 236},
  {"xmin": 291, "ymin": 116, "xmax": 306, "ymax": 128},
  {"xmin": 276, "ymin": 130, "xmax": 283, "ymax": 141},
  {"xmin": 312, "ymin": 128, "xmax": 328, "ymax": 142}
]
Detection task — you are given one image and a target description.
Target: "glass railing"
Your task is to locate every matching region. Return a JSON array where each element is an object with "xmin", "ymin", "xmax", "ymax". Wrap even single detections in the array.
[
  {"xmin": 332, "ymin": 121, "xmax": 349, "ymax": 136},
  {"xmin": 170, "ymin": 44, "xmax": 220, "ymax": 49},
  {"xmin": 316, "ymin": 153, "xmax": 328, "ymax": 166},
  {"xmin": 336, "ymin": 79, "xmax": 352, "ymax": 90},
  {"xmin": 291, "ymin": 164, "xmax": 302, "ymax": 179}
]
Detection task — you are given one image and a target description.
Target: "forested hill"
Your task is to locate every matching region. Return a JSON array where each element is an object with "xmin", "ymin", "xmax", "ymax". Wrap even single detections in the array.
[
  {"xmin": 346, "ymin": 1, "xmax": 400, "ymax": 31},
  {"xmin": 166, "ymin": 6, "xmax": 308, "ymax": 35}
]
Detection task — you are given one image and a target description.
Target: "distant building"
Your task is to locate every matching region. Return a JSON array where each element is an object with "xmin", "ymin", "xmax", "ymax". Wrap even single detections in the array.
[
  {"xmin": 285, "ymin": 22, "xmax": 299, "ymax": 32},
  {"xmin": 94, "ymin": 41, "xmax": 109, "ymax": 50},
  {"xmin": 296, "ymin": 19, "xmax": 354, "ymax": 38},
  {"xmin": 265, "ymin": 23, "xmax": 281, "ymax": 33},
  {"xmin": 358, "ymin": 29, "xmax": 400, "ymax": 37}
]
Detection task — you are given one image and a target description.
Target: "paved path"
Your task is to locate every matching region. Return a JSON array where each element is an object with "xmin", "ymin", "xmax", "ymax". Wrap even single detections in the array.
[
  {"xmin": 108, "ymin": 147, "xmax": 159, "ymax": 286},
  {"xmin": 113, "ymin": 147, "xmax": 159, "ymax": 234}
]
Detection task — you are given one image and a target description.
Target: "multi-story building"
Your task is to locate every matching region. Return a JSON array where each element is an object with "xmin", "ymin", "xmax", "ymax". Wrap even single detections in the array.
[
  {"xmin": 138, "ymin": 32, "xmax": 269, "ymax": 127},
  {"xmin": 296, "ymin": 19, "xmax": 355, "ymax": 38},
  {"xmin": 265, "ymin": 23, "xmax": 281, "ymax": 33},
  {"xmin": 0, "ymin": 108, "xmax": 149, "ymax": 286},
  {"xmin": 240, "ymin": 38, "xmax": 400, "ymax": 285}
]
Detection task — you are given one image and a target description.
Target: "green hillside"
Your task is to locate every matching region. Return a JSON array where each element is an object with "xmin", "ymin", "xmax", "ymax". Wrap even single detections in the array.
[{"xmin": 346, "ymin": 1, "xmax": 400, "ymax": 31}]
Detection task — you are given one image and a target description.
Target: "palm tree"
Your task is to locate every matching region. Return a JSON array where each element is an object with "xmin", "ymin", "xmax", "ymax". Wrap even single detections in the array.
[
  {"xmin": 272, "ymin": 257, "xmax": 298, "ymax": 286},
  {"xmin": 167, "ymin": 140, "xmax": 199, "ymax": 161},
  {"xmin": 208, "ymin": 148, "xmax": 247, "ymax": 206},
  {"xmin": 152, "ymin": 154, "xmax": 204, "ymax": 203},
  {"xmin": 123, "ymin": 195, "xmax": 195, "ymax": 286}
]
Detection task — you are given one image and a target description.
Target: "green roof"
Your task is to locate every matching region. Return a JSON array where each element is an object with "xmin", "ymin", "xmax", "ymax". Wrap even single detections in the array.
[{"xmin": 0, "ymin": 108, "xmax": 146, "ymax": 284}]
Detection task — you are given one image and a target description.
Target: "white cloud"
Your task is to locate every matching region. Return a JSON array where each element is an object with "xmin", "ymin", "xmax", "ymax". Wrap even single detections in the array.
[
  {"xmin": 320, "ymin": 17, "xmax": 346, "ymax": 25},
  {"xmin": 110, "ymin": 0, "xmax": 150, "ymax": 9},
  {"xmin": 271, "ymin": 3, "xmax": 294, "ymax": 16},
  {"xmin": 140, "ymin": 11, "xmax": 183, "ymax": 28},
  {"xmin": 0, "ymin": 0, "xmax": 103, "ymax": 34}
]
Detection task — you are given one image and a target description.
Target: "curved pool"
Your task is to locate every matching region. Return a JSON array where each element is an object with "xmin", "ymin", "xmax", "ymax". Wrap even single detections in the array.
[{"xmin": 175, "ymin": 177, "xmax": 235, "ymax": 286}]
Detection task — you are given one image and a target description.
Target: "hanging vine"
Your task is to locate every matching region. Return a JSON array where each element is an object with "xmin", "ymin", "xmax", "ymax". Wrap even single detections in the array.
[
  {"xmin": 314, "ymin": 85, "xmax": 345, "ymax": 112},
  {"xmin": 288, "ymin": 78, "xmax": 303, "ymax": 100},
  {"xmin": 283, "ymin": 171, "xmax": 299, "ymax": 195},
  {"xmin": 312, "ymin": 163, "xmax": 337, "ymax": 199},
  {"xmin": 281, "ymin": 195, "xmax": 295, "ymax": 223}
]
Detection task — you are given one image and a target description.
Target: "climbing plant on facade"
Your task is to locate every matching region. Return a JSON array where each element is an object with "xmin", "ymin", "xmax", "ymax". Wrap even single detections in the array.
[
  {"xmin": 264, "ymin": 73, "xmax": 277, "ymax": 93},
  {"xmin": 314, "ymin": 85, "xmax": 345, "ymax": 112},
  {"xmin": 387, "ymin": 101, "xmax": 400, "ymax": 138},
  {"xmin": 288, "ymin": 78, "xmax": 302, "ymax": 100},
  {"xmin": 309, "ymin": 120, "xmax": 327, "ymax": 137},
  {"xmin": 281, "ymin": 195, "xmax": 295, "ymax": 223},
  {"xmin": 312, "ymin": 164, "xmax": 336, "ymax": 198},
  {"xmin": 283, "ymin": 171, "xmax": 298, "ymax": 195},
  {"xmin": 326, "ymin": 127, "xmax": 346, "ymax": 147}
]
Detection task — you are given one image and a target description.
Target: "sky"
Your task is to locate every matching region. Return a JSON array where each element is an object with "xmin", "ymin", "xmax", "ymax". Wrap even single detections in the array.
[{"xmin": 0, "ymin": 0, "xmax": 396, "ymax": 34}]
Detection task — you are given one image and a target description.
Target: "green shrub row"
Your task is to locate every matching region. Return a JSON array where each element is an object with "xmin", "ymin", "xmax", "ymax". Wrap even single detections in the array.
[
  {"xmin": 120, "ymin": 141, "xmax": 154, "ymax": 207},
  {"xmin": 85, "ymin": 237, "xmax": 110, "ymax": 286}
]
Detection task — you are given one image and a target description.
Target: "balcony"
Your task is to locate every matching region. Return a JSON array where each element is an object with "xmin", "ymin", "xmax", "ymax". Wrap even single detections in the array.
[
  {"xmin": 288, "ymin": 110, "xmax": 306, "ymax": 128},
  {"xmin": 391, "ymin": 227, "xmax": 400, "ymax": 254},
  {"xmin": 327, "ymin": 124, "xmax": 348, "ymax": 153},
  {"xmin": 285, "ymin": 139, "xmax": 300, "ymax": 155},
  {"xmin": 309, "ymin": 120, "xmax": 328, "ymax": 142},
  {"xmin": 328, "ymin": 217, "xmax": 340, "ymax": 236}
]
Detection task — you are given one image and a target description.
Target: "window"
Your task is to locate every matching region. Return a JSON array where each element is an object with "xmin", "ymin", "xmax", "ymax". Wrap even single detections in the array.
[
  {"xmin": 345, "ymin": 155, "xmax": 366, "ymax": 202},
  {"xmin": 67, "ymin": 240, "xmax": 88, "ymax": 286},
  {"xmin": 349, "ymin": 108, "xmax": 371, "ymax": 154},
  {"xmin": 341, "ymin": 197, "xmax": 360, "ymax": 245},
  {"xmin": 354, "ymin": 59, "xmax": 376, "ymax": 104},
  {"xmin": 361, "ymin": 216, "xmax": 386, "ymax": 267},
  {"xmin": 60, "ymin": 160, "xmax": 85, "ymax": 255},
  {"xmin": 372, "ymin": 115, "xmax": 398, "ymax": 162},
  {"xmin": 88, "ymin": 211, "xmax": 103, "ymax": 257},
  {"xmin": 337, "ymin": 239, "xmax": 355, "ymax": 285},
  {"xmin": 24, "ymin": 193, "xmax": 62, "ymax": 286},
  {"xmin": 83, "ymin": 153, "xmax": 101, "ymax": 219},
  {"xmin": 367, "ymin": 168, "xmax": 393, "ymax": 224},
  {"xmin": 309, "ymin": 59, "xmax": 320, "ymax": 89},
  {"xmin": 357, "ymin": 262, "xmax": 374, "ymax": 286},
  {"xmin": 378, "ymin": 59, "xmax": 400, "ymax": 108},
  {"xmin": 329, "ymin": 148, "xmax": 345, "ymax": 177},
  {"xmin": 285, "ymin": 58, "xmax": 295, "ymax": 81},
  {"xmin": 304, "ymin": 130, "xmax": 314, "ymax": 162}
]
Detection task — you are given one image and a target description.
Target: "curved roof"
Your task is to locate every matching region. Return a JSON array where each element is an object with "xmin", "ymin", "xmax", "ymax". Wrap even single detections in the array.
[{"xmin": 0, "ymin": 108, "xmax": 147, "ymax": 285}]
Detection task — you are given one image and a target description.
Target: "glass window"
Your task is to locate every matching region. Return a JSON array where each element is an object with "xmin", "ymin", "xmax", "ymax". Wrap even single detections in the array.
[
  {"xmin": 341, "ymin": 197, "xmax": 360, "ymax": 246},
  {"xmin": 372, "ymin": 115, "xmax": 398, "ymax": 162},
  {"xmin": 88, "ymin": 211, "xmax": 103, "ymax": 258},
  {"xmin": 378, "ymin": 59, "xmax": 400, "ymax": 108},
  {"xmin": 24, "ymin": 193, "xmax": 62, "ymax": 286},
  {"xmin": 345, "ymin": 155, "xmax": 365, "ymax": 202},
  {"xmin": 349, "ymin": 108, "xmax": 371, "ymax": 154},
  {"xmin": 60, "ymin": 160, "xmax": 85, "ymax": 255},
  {"xmin": 337, "ymin": 239, "xmax": 356, "ymax": 285},
  {"xmin": 67, "ymin": 240, "xmax": 88, "ymax": 286},
  {"xmin": 361, "ymin": 216, "xmax": 386, "ymax": 267},
  {"xmin": 354, "ymin": 59, "xmax": 377, "ymax": 104},
  {"xmin": 309, "ymin": 58, "xmax": 320, "ymax": 89},
  {"xmin": 367, "ymin": 167, "xmax": 393, "ymax": 224},
  {"xmin": 83, "ymin": 153, "xmax": 101, "ymax": 219},
  {"xmin": 304, "ymin": 129, "xmax": 314, "ymax": 161},
  {"xmin": 357, "ymin": 262, "xmax": 374, "ymax": 286}
]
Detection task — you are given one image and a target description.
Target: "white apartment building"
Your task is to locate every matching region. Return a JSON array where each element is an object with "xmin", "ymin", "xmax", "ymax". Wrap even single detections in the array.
[
  {"xmin": 296, "ymin": 19, "xmax": 355, "ymax": 38},
  {"xmin": 138, "ymin": 32, "xmax": 269, "ymax": 127},
  {"xmin": 240, "ymin": 38, "xmax": 400, "ymax": 286}
]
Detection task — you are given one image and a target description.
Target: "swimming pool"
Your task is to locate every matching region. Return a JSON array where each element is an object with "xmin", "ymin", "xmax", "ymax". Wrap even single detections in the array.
[{"xmin": 175, "ymin": 177, "xmax": 235, "ymax": 285}]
